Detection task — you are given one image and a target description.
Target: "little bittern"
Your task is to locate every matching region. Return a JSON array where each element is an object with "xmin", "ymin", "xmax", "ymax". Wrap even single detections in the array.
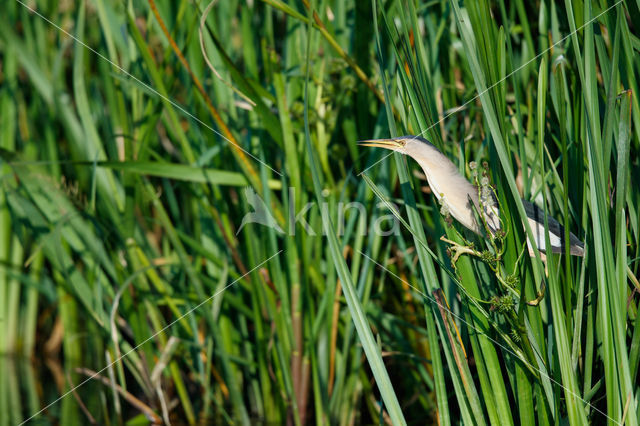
[{"xmin": 360, "ymin": 135, "xmax": 584, "ymax": 256}]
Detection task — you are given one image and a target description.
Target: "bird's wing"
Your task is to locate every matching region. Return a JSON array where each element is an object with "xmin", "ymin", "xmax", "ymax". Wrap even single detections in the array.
[{"xmin": 521, "ymin": 199, "xmax": 584, "ymax": 255}]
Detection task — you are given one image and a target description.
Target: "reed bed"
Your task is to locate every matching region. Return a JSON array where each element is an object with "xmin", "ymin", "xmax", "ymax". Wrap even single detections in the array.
[{"xmin": 0, "ymin": 0, "xmax": 638, "ymax": 424}]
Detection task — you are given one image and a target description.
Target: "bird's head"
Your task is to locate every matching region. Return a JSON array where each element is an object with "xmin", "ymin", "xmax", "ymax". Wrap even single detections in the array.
[{"xmin": 358, "ymin": 135, "xmax": 440, "ymax": 163}]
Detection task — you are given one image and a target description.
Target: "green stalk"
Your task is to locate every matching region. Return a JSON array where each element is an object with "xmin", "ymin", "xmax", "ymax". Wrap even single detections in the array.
[{"xmin": 302, "ymin": 4, "xmax": 406, "ymax": 424}]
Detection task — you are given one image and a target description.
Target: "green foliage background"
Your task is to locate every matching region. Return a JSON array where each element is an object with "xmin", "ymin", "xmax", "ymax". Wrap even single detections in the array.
[{"xmin": 0, "ymin": 0, "xmax": 639, "ymax": 424}]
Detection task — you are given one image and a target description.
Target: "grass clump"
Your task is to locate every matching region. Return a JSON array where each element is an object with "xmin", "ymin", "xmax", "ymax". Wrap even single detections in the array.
[{"xmin": 0, "ymin": 1, "xmax": 638, "ymax": 425}]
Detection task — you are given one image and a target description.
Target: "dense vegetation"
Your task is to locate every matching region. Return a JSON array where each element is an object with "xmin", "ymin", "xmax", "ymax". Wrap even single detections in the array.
[{"xmin": 1, "ymin": 0, "xmax": 639, "ymax": 424}]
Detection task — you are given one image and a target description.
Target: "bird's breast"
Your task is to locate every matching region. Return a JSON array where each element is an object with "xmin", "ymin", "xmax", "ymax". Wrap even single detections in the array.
[{"xmin": 424, "ymin": 167, "xmax": 498, "ymax": 234}]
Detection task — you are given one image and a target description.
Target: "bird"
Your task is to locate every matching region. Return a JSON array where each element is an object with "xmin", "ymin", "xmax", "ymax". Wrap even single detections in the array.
[{"xmin": 359, "ymin": 135, "xmax": 584, "ymax": 257}]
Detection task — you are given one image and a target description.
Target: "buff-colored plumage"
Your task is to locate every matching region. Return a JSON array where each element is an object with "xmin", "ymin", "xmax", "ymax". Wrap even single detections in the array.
[{"xmin": 359, "ymin": 136, "xmax": 584, "ymax": 256}]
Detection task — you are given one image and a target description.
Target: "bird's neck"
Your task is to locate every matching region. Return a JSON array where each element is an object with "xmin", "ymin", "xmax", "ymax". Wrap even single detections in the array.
[{"xmin": 412, "ymin": 153, "xmax": 498, "ymax": 234}]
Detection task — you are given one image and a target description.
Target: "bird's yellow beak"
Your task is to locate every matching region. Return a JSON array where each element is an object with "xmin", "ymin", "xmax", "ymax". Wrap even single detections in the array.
[{"xmin": 357, "ymin": 138, "xmax": 406, "ymax": 150}]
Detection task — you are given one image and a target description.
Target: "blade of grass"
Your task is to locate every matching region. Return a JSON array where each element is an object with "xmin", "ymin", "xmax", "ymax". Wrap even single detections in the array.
[{"xmin": 301, "ymin": 4, "xmax": 406, "ymax": 424}]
